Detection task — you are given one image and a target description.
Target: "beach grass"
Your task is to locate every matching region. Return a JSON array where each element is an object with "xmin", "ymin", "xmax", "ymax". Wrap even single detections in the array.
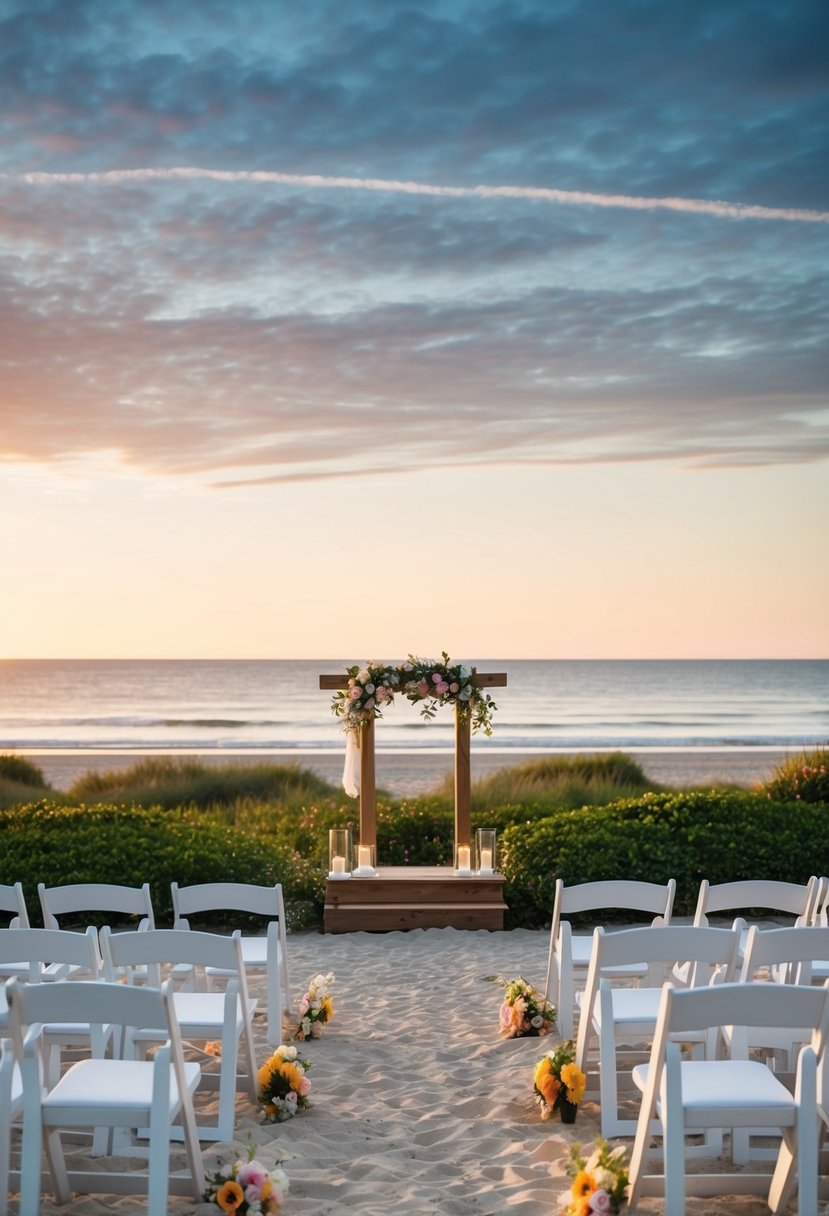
[
  {"xmin": 432, "ymin": 750, "xmax": 658, "ymax": 810},
  {"xmin": 66, "ymin": 755, "xmax": 338, "ymax": 811}
]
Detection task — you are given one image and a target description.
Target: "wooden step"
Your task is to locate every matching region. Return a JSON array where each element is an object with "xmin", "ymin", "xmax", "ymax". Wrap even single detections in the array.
[{"xmin": 323, "ymin": 866, "xmax": 507, "ymax": 933}]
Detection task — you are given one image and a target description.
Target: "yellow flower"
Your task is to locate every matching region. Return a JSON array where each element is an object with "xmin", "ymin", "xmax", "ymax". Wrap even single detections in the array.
[
  {"xmin": 571, "ymin": 1169, "xmax": 598, "ymax": 1199},
  {"xmin": 216, "ymin": 1179, "xmax": 245, "ymax": 1213},
  {"xmin": 533, "ymin": 1058, "xmax": 551, "ymax": 1089},
  {"xmin": 260, "ymin": 1178, "xmax": 273, "ymax": 1200},
  {"xmin": 321, "ymin": 995, "xmax": 334, "ymax": 1020},
  {"xmin": 560, "ymin": 1062, "xmax": 586, "ymax": 1105}
]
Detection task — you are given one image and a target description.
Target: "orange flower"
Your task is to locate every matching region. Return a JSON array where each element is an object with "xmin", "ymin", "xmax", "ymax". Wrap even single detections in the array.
[
  {"xmin": 278, "ymin": 1060, "xmax": 304, "ymax": 1093},
  {"xmin": 216, "ymin": 1179, "xmax": 245, "ymax": 1213},
  {"xmin": 203, "ymin": 1040, "xmax": 222, "ymax": 1057},
  {"xmin": 538, "ymin": 1073, "xmax": 561, "ymax": 1107},
  {"xmin": 571, "ymin": 1198, "xmax": 592, "ymax": 1216},
  {"xmin": 571, "ymin": 1169, "xmax": 598, "ymax": 1199}
]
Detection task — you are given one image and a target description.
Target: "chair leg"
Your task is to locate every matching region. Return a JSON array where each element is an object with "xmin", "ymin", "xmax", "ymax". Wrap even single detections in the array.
[
  {"xmin": 662, "ymin": 1044, "xmax": 686, "ymax": 1216},
  {"xmin": 266, "ymin": 962, "xmax": 282, "ymax": 1046},
  {"xmin": 768, "ymin": 1048, "xmax": 817, "ymax": 1216},
  {"xmin": 148, "ymin": 1045, "xmax": 172, "ymax": 1216}
]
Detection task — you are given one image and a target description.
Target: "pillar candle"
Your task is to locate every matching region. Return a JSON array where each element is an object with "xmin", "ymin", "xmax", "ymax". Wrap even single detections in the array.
[
  {"xmin": 357, "ymin": 845, "xmax": 372, "ymax": 869},
  {"xmin": 457, "ymin": 845, "xmax": 471, "ymax": 872},
  {"xmin": 479, "ymin": 848, "xmax": 493, "ymax": 872},
  {"xmin": 332, "ymin": 855, "xmax": 346, "ymax": 874}
]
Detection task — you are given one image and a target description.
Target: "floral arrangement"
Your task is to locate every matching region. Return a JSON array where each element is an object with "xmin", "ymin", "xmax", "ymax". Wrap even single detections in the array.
[
  {"xmin": 533, "ymin": 1041, "xmax": 586, "ymax": 1119},
  {"xmin": 204, "ymin": 1144, "xmax": 289, "ymax": 1213},
  {"xmin": 330, "ymin": 652, "xmax": 497, "ymax": 736},
  {"xmin": 295, "ymin": 971, "xmax": 335, "ymax": 1040},
  {"xmin": 258, "ymin": 1043, "xmax": 311, "ymax": 1123},
  {"xmin": 486, "ymin": 975, "xmax": 556, "ymax": 1038},
  {"xmin": 561, "ymin": 1139, "xmax": 629, "ymax": 1215}
]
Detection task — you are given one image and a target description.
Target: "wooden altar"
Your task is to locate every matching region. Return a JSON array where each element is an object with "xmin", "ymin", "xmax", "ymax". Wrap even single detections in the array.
[{"xmin": 319, "ymin": 668, "xmax": 508, "ymax": 932}]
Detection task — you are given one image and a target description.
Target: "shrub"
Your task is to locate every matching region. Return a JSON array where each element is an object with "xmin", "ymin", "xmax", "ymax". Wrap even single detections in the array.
[
  {"xmin": 762, "ymin": 747, "xmax": 829, "ymax": 805},
  {"xmin": 0, "ymin": 801, "xmax": 323, "ymax": 929},
  {"xmin": 499, "ymin": 789, "xmax": 829, "ymax": 928}
]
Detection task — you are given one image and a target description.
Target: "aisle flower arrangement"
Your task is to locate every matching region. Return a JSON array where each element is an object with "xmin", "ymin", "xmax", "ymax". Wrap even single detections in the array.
[
  {"xmin": 258, "ymin": 1044, "xmax": 312, "ymax": 1123},
  {"xmin": 533, "ymin": 1041, "xmax": 586, "ymax": 1121},
  {"xmin": 487, "ymin": 974, "xmax": 556, "ymax": 1038},
  {"xmin": 204, "ymin": 1145, "xmax": 289, "ymax": 1213},
  {"xmin": 561, "ymin": 1139, "xmax": 629, "ymax": 1214},
  {"xmin": 295, "ymin": 971, "xmax": 335, "ymax": 1040},
  {"xmin": 330, "ymin": 652, "xmax": 497, "ymax": 735}
]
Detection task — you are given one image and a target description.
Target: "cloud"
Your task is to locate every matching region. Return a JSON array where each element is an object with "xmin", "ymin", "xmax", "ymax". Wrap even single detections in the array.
[{"xmin": 6, "ymin": 166, "xmax": 828, "ymax": 225}]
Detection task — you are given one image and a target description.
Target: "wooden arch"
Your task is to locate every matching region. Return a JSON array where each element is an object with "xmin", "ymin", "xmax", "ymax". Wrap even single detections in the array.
[{"xmin": 319, "ymin": 668, "xmax": 507, "ymax": 859}]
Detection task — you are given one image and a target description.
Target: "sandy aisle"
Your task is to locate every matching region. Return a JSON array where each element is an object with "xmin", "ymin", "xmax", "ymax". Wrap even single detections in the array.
[
  {"xmin": 19, "ymin": 746, "xmax": 794, "ymax": 798},
  {"xmin": 12, "ymin": 927, "xmax": 791, "ymax": 1215}
]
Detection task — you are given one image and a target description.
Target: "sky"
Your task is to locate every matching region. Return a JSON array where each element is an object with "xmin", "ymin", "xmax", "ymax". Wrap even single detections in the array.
[{"xmin": 1, "ymin": 0, "xmax": 827, "ymax": 661}]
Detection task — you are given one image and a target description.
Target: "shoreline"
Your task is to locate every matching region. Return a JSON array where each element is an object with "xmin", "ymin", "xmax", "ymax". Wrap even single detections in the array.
[{"xmin": 14, "ymin": 746, "xmax": 795, "ymax": 797}]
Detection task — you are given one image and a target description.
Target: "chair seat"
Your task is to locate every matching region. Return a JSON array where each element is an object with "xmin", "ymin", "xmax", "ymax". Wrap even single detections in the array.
[
  {"xmin": 169, "ymin": 992, "xmax": 257, "ymax": 1036},
  {"xmin": 633, "ymin": 1058, "xmax": 797, "ymax": 1125},
  {"xmin": 594, "ymin": 987, "xmax": 662, "ymax": 1031},
  {"xmin": 205, "ymin": 936, "xmax": 274, "ymax": 972},
  {"xmin": 43, "ymin": 1058, "xmax": 201, "ymax": 1123}
]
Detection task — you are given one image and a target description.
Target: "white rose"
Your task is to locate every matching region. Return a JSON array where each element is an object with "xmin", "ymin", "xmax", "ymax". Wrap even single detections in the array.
[{"xmin": 357, "ymin": 669, "xmax": 370, "ymax": 683}]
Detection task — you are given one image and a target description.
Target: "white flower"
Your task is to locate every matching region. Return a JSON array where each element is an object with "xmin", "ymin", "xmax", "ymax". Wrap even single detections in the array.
[
  {"xmin": 365, "ymin": 682, "xmax": 375, "ymax": 694},
  {"xmin": 608, "ymin": 1145, "xmax": 628, "ymax": 1161},
  {"xmin": 530, "ymin": 1014, "xmax": 545, "ymax": 1029},
  {"xmin": 357, "ymin": 669, "xmax": 370, "ymax": 683},
  {"xmin": 280, "ymin": 1044, "xmax": 297, "ymax": 1061},
  {"xmin": 459, "ymin": 665, "xmax": 471, "ymax": 679},
  {"xmin": 585, "ymin": 1150, "xmax": 602, "ymax": 1173}
]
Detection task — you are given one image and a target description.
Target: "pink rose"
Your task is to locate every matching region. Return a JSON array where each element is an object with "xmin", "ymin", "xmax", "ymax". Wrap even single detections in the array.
[
  {"xmin": 432, "ymin": 672, "xmax": 442, "ymax": 684},
  {"xmin": 298, "ymin": 1075, "xmax": 311, "ymax": 1097},
  {"xmin": 418, "ymin": 680, "xmax": 430, "ymax": 697},
  {"xmin": 376, "ymin": 686, "xmax": 389, "ymax": 701},
  {"xmin": 449, "ymin": 683, "xmax": 459, "ymax": 693},
  {"xmin": 589, "ymin": 1191, "xmax": 612, "ymax": 1214},
  {"xmin": 348, "ymin": 686, "xmax": 362, "ymax": 700},
  {"xmin": 238, "ymin": 1161, "xmax": 269, "ymax": 1189},
  {"xmin": 499, "ymin": 1001, "xmax": 512, "ymax": 1030},
  {"xmin": 299, "ymin": 996, "xmax": 310, "ymax": 1015},
  {"xmin": 436, "ymin": 681, "xmax": 449, "ymax": 695}
]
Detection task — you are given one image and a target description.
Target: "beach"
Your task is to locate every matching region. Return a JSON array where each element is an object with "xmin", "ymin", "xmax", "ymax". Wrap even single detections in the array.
[
  {"xmin": 18, "ymin": 926, "xmax": 797, "ymax": 1215},
  {"xmin": 22, "ymin": 746, "xmax": 793, "ymax": 799}
]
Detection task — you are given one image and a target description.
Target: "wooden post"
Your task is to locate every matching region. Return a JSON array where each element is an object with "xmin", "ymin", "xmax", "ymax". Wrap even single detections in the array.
[
  {"xmin": 359, "ymin": 714, "xmax": 377, "ymax": 852},
  {"xmin": 454, "ymin": 704, "xmax": 472, "ymax": 856}
]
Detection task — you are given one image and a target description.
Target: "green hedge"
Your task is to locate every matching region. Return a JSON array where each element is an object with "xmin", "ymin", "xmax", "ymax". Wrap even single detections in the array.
[
  {"xmin": 499, "ymin": 789, "xmax": 828, "ymax": 928},
  {"xmin": 0, "ymin": 802, "xmax": 323, "ymax": 929}
]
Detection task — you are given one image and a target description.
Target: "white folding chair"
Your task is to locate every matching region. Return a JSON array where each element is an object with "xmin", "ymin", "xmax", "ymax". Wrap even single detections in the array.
[
  {"xmin": 627, "ymin": 981, "xmax": 829, "ymax": 1216},
  {"xmin": 100, "ymin": 926, "xmax": 257, "ymax": 1142},
  {"xmin": 693, "ymin": 876, "xmax": 820, "ymax": 962},
  {"xmin": 0, "ymin": 1037, "xmax": 23, "ymax": 1213},
  {"xmin": 544, "ymin": 878, "xmax": 676, "ymax": 1039},
  {"xmin": 171, "ymin": 880, "xmax": 290, "ymax": 1045},
  {"xmin": 575, "ymin": 923, "xmax": 740, "ymax": 1137},
  {"xmin": 0, "ymin": 883, "xmax": 32, "ymax": 981},
  {"xmin": 6, "ymin": 977, "xmax": 204, "ymax": 1216},
  {"xmin": 38, "ymin": 881, "xmax": 155, "ymax": 933}
]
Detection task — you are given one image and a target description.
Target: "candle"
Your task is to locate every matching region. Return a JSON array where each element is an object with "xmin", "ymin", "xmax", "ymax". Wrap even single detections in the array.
[
  {"xmin": 357, "ymin": 845, "xmax": 372, "ymax": 870},
  {"xmin": 457, "ymin": 845, "xmax": 471, "ymax": 873},
  {"xmin": 332, "ymin": 855, "xmax": 346, "ymax": 874},
  {"xmin": 479, "ymin": 848, "xmax": 493, "ymax": 873}
]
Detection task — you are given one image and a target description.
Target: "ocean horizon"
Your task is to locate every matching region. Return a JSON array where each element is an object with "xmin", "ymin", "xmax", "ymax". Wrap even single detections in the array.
[{"xmin": 1, "ymin": 658, "xmax": 826, "ymax": 757}]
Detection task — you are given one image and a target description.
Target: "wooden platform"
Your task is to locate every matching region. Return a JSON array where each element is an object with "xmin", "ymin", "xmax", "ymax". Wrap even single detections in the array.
[{"xmin": 323, "ymin": 866, "xmax": 507, "ymax": 933}]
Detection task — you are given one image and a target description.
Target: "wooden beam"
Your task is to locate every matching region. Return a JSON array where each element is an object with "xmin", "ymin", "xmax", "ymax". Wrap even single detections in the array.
[{"xmin": 319, "ymin": 671, "xmax": 507, "ymax": 690}]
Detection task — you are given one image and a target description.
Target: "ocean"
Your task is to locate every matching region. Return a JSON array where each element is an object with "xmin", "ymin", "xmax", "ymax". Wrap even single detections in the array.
[{"xmin": 0, "ymin": 659, "xmax": 826, "ymax": 757}]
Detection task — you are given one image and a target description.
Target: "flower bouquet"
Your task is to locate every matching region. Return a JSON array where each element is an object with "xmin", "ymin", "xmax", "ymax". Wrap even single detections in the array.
[
  {"xmin": 258, "ymin": 1044, "xmax": 311, "ymax": 1123},
  {"xmin": 533, "ymin": 1041, "xmax": 586, "ymax": 1122},
  {"xmin": 487, "ymin": 975, "xmax": 556, "ymax": 1038},
  {"xmin": 561, "ymin": 1138, "xmax": 629, "ymax": 1214},
  {"xmin": 295, "ymin": 971, "xmax": 335, "ymax": 1040},
  {"xmin": 204, "ymin": 1145, "xmax": 289, "ymax": 1213}
]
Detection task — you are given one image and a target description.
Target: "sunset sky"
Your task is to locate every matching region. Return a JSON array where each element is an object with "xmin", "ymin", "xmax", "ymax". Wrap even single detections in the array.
[{"xmin": 1, "ymin": 0, "xmax": 827, "ymax": 660}]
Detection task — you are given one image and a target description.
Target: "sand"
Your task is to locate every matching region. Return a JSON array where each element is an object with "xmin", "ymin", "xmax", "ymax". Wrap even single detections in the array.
[
  {"xmin": 21, "ymin": 746, "xmax": 794, "ymax": 799},
  {"xmin": 8, "ymin": 927, "xmax": 802, "ymax": 1215}
]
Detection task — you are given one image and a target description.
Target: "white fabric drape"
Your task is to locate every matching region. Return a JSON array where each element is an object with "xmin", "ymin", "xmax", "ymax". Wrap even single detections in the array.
[{"xmin": 342, "ymin": 729, "xmax": 360, "ymax": 797}]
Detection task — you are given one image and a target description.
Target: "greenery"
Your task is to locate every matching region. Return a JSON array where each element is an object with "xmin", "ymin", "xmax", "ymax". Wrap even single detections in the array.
[
  {"xmin": 761, "ymin": 746, "xmax": 829, "ymax": 805},
  {"xmin": 498, "ymin": 788, "xmax": 829, "ymax": 928},
  {"xmin": 0, "ymin": 751, "xmax": 825, "ymax": 932},
  {"xmin": 0, "ymin": 802, "xmax": 322, "ymax": 929}
]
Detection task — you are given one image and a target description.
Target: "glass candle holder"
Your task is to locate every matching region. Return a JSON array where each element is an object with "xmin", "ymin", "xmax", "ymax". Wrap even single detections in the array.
[
  {"xmin": 454, "ymin": 842, "xmax": 473, "ymax": 875},
  {"xmin": 352, "ymin": 842, "xmax": 378, "ymax": 876},
  {"xmin": 328, "ymin": 828, "xmax": 353, "ymax": 879},
  {"xmin": 476, "ymin": 829, "xmax": 497, "ymax": 875}
]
